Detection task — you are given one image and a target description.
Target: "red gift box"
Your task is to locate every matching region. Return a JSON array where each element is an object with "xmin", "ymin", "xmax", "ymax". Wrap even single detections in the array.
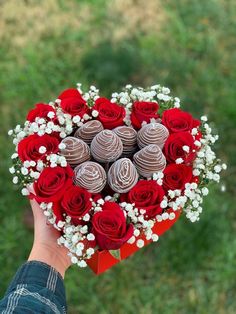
[{"xmin": 87, "ymin": 209, "xmax": 181, "ymax": 274}]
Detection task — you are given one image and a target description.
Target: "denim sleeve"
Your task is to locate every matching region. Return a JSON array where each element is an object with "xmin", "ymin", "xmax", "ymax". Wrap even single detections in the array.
[{"xmin": 0, "ymin": 261, "xmax": 67, "ymax": 313}]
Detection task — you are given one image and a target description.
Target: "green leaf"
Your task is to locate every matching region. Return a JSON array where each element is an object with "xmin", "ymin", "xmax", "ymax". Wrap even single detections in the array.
[{"xmin": 109, "ymin": 249, "xmax": 121, "ymax": 260}]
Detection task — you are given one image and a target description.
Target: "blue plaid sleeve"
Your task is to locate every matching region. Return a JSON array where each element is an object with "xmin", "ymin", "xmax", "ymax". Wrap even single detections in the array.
[{"xmin": 0, "ymin": 261, "xmax": 67, "ymax": 313}]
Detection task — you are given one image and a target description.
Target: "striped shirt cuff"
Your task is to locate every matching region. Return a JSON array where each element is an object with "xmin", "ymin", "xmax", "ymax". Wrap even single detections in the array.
[{"xmin": 5, "ymin": 261, "xmax": 66, "ymax": 306}]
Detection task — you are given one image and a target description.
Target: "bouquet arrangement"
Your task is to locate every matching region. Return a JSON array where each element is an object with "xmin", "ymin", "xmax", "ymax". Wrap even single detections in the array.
[{"xmin": 8, "ymin": 83, "xmax": 226, "ymax": 274}]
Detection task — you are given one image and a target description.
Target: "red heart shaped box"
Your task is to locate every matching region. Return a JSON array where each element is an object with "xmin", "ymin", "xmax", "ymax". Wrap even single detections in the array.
[{"xmin": 87, "ymin": 209, "xmax": 181, "ymax": 274}]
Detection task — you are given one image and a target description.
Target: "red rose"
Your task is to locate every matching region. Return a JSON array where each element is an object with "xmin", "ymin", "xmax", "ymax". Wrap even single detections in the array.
[
  {"xmin": 32, "ymin": 166, "xmax": 74, "ymax": 203},
  {"xmin": 130, "ymin": 101, "xmax": 159, "ymax": 129},
  {"xmin": 163, "ymin": 132, "xmax": 196, "ymax": 164},
  {"xmin": 53, "ymin": 186, "xmax": 92, "ymax": 225},
  {"xmin": 92, "ymin": 201, "xmax": 134, "ymax": 250},
  {"xmin": 27, "ymin": 103, "xmax": 56, "ymax": 122},
  {"xmin": 121, "ymin": 180, "xmax": 165, "ymax": 219},
  {"xmin": 18, "ymin": 134, "xmax": 59, "ymax": 162},
  {"xmin": 58, "ymin": 88, "xmax": 89, "ymax": 117},
  {"xmin": 162, "ymin": 108, "xmax": 200, "ymax": 133},
  {"xmin": 93, "ymin": 97, "xmax": 125, "ymax": 129},
  {"xmin": 58, "ymin": 88, "xmax": 82, "ymax": 100},
  {"xmin": 163, "ymin": 164, "xmax": 193, "ymax": 191}
]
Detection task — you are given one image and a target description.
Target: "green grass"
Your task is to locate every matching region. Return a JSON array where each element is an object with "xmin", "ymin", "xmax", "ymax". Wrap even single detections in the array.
[{"xmin": 0, "ymin": 0, "xmax": 235, "ymax": 313}]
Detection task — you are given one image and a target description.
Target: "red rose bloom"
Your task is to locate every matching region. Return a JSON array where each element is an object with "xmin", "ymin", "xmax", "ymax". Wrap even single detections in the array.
[
  {"xmin": 93, "ymin": 97, "xmax": 125, "ymax": 129},
  {"xmin": 27, "ymin": 103, "xmax": 56, "ymax": 122},
  {"xmin": 53, "ymin": 186, "xmax": 92, "ymax": 225},
  {"xmin": 130, "ymin": 101, "xmax": 159, "ymax": 129},
  {"xmin": 163, "ymin": 132, "xmax": 196, "ymax": 164},
  {"xmin": 58, "ymin": 88, "xmax": 89, "ymax": 117},
  {"xmin": 92, "ymin": 201, "xmax": 134, "ymax": 250},
  {"xmin": 121, "ymin": 180, "xmax": 165, "ymax": 219},
  {"xmin": 162, "ymin": 108, "xmax": 200, "ymax": 133},
  {"xmin": 58, "ymin": 88, "xmax": 82, "ymax": 100},
  {"xmin": 32, "ymin": 166, "xmax": 74, "ymax": 203},
  {"xmin": 163, "ymin": 164, "xmax": 193, "ymax": 191},
  {"xmin": 17, "ymin": 134, "xmax": 59, "ymax": 162}
]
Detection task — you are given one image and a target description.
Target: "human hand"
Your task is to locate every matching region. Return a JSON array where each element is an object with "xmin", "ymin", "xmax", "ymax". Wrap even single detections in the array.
[{"xmin": 28, "ymin": 199, "xmax": 71, "ymax": 278}]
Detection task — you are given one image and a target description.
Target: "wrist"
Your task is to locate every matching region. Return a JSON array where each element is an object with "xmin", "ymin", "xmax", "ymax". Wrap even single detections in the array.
[{"xmin": 28, "ymin": 242, "xmax": 71, "ymax": 278}]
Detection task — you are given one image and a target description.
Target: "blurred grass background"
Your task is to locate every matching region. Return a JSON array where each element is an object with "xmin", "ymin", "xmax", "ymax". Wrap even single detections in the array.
[{"xmin": 0, "ymin": 0, "xmax": 235, "ymax": 313}]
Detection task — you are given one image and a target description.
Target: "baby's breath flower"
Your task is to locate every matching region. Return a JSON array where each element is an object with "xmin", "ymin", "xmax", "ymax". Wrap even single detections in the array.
[
  {"xmin": 176, "ymin": 158, "xmax": 184, "ymax": 164},
  {"xmin": 78, "ymin": 260, "xmax": 87, "ymax": 268},
  {"xmin": 222, "ymin": 163, "xmax": 227, "ymax": 170},
  {"xmin": 21, "ymin": 167, "xmax": 28, "ymax": 175},
  {"xmin": 9, "ymin": 166, "xmax": 15, "ymax": 174},
  {"xmin": 127, "ymin": 236, "xmax": 136, "ymax": 244},
  {"xmin": 160, "ymin": 199, "xmax": 168, "ymax": 209},
  {"xmin": 39, "ymin": 146, "xmax": 46, "ymax": 154},
  {"xmin": 87, "ymin": 233, "xmax": 95, "ymax": 241},
  {"xmin": 21, "ymin": 188, "xmax": 29, "ymax": 196},
  {"xmin": 183, "ymin": 145, "xmax": 190, "ymax": 153},
  {"xmin": 162, "ymin": 212, "xmax": 169, "ymax": 220},
  {"xmin": 86, "ymin": 248, "xmax": 95, "ymax": 256},
  {"xmin": 201, "ymin": 115, "xmax": 208, "ymax": 122},
  {"xmin": 8, "ymin": 130, "xmax": 14, "ymax": 136},
  {"xmin": 152, "ymin": 234, "xmax": 159, "ymax": 242},
  {"xmin": 92, "ymin": 110, "xmax": 99, "ymax": 118},
  {"xmin": 136, "ymin": 239, "xmax": 144, "ymax": 248},
  {"xmin": 12, "ymin": 176, "xmax": 18, "ymax": 184},
  {"xmin": 11, "ymin": 153, "xmax": 18, "ymax": 159}
]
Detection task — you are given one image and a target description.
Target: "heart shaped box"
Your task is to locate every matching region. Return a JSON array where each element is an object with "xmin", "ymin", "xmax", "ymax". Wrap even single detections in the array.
[{"xmin": 87, "ymin": 209, "xmax": 180, "ymax": 274}]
